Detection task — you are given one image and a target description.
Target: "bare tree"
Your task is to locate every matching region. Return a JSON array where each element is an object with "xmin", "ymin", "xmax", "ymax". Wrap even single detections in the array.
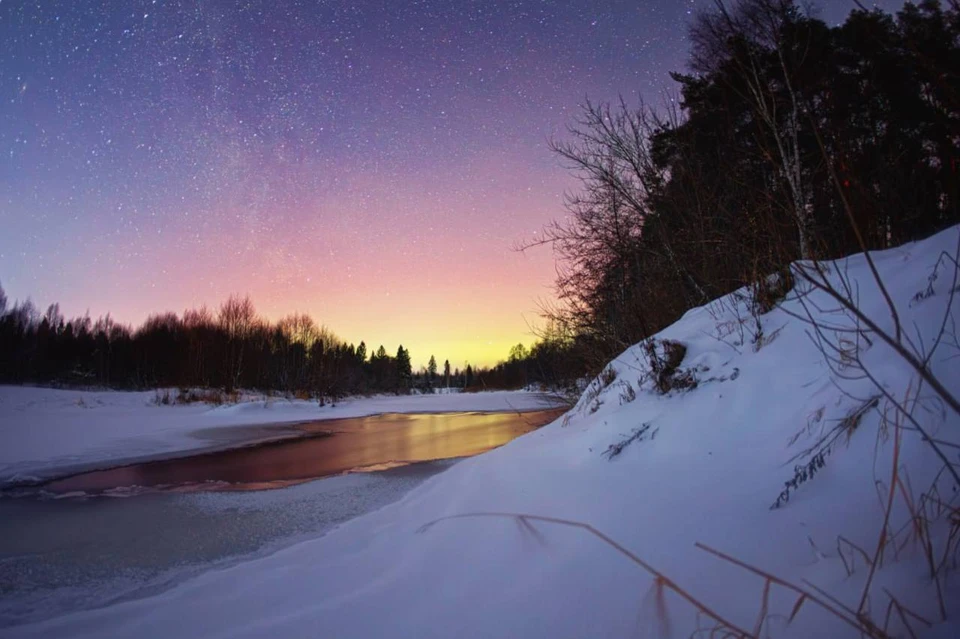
[
  {"xmin": 278, "ymin": 312, "xmax": 317, "ymax": 347},
  {"xmin": 519, "ymin": 99, "xmax": 715, "ymax": 367},
  {"xmin": 550, "ymin": 99, "xmax": 709, "ymax": 304},
  {"xmin": 218, "ymin": 295, "xmax": 257, "ymax": 390}
]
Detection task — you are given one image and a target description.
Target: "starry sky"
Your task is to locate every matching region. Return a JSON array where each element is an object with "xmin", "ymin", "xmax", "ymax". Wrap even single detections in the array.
[{"xmin": 0, "ymin": 0, "xmax": 900, "ymax": 367}]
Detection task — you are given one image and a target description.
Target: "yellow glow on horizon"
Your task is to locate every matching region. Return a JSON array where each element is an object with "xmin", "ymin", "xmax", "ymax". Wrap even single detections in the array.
[
  {"xmin": 14, "ymin": 157, "xmax": 570, "ymax": 370},
  {"xmin": 265, "ymin": 286, "xmax": 547, "ymax": 370}
]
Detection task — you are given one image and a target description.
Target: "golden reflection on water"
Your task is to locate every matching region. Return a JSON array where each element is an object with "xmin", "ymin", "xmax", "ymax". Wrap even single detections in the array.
[{"xmin": 44, "ymin": 409, "xmax": 564, "ymax": 495}]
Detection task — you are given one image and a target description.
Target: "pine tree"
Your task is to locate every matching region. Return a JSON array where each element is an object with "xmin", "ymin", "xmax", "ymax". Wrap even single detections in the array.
[
  {"xmin": 396, "ymin": 345, "xmax": 412, "ymax": 393},
  {"xmin": 443, "ymin": 359, "xmax": 451, "ymax": 387},
  {"xmin": 427, "ymin": 355, "xmax": 437, "ymax": 386}
]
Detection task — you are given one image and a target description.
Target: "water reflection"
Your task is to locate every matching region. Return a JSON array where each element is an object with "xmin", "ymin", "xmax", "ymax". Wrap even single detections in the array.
[{"xmin": 43, "ymin": 409, "xmax": 563, "ymax": 495}]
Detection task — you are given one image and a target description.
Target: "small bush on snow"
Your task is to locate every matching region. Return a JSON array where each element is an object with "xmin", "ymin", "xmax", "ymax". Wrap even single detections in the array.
[
  {"xmin": 642, "ymin": 338, "xmax": 697, "ymax": 394},
  {"xmin": 151, "ymin": 388, "xmax": 238, "ymax": 406},
  {"xmin": 617, "ymin": 380, "xmax": 636, "ymax": 405},
  {"xmin": 751, "ymin": 267, "xmax": 794, "ymax": 316},
  {"xmin": 599, "ymin": 366, "xmax": 617, "ymax": 388}
]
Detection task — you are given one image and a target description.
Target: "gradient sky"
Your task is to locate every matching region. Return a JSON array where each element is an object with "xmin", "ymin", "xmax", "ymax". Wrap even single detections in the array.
[{"xmin": 0, "ymin": 0, "xmax": 900, "ymax": 368}]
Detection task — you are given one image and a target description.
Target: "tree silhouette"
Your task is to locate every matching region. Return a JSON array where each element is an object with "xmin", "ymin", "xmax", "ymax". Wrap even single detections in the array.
[
  {"xmin": 396, "ymin": 345, "xmax": 412, "ymax": 393},
  {"xmin": 427, "ymin": 355, "xmax": 437, "ymax": 387},
  {"xmin": 527, "ymin": 0, "xmax": 960, "ymax": 374}
]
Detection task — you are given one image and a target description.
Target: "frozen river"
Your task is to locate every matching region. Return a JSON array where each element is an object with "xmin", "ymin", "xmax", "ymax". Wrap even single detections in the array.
[{"xmin": 0, "ymin": 409, "xmax": 562, "ymax": 628}]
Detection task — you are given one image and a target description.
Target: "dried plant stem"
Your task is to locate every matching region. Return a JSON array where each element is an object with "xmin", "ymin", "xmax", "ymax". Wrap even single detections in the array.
[
  {"xmin": 857, "ymin": 396, "xmax": 904, "ymax": 615},
  {"xmin": 418, "ymin": 512, "xmax": 753, "ymax": 637},
  {"xmin": 695, "ymin": 542, "xmax": 872, "ymax": 636},
  {"xmin": 882, "ymin": 587, "xmax": 931, "ymax": 639}
]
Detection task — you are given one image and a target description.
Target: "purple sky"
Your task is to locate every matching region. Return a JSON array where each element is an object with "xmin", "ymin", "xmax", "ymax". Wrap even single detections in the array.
[{"xmin": 0, "ymin": 0, "xmax": 902, "ymax": 366}]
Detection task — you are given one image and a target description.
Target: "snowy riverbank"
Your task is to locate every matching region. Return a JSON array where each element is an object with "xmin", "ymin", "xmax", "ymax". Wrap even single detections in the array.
[
  {"xmin": 0, "ymin": 460, "xmax": 457, "ymax": 628},
  {"xmin": 5, "ymin": 226, "xmax": 960, "ymax": 638},
  {"xmin": 0, "ymin": 388, "xmax": 560, "ymax": 487}
]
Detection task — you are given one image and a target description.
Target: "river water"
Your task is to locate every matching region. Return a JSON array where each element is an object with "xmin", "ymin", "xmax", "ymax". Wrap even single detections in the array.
[{"xmin": 0, "ymin": 408, "xmax": 563, "ymax": 628}]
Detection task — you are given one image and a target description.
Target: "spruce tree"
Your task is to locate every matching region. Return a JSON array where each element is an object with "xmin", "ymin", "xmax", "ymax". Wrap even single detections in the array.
[{"xmin": 396, "ymin": 345, "xmax": 412, "ymax": 392}]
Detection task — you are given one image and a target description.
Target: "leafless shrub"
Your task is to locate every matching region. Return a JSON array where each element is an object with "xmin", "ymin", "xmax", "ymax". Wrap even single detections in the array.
[
  {"xmin": 174, "ymin": 388, "xmax": 236, "ymax": 405},
  {"xmin": 599, "ymin": 366, "xmax": 617, "ymax": 388},
  {"xmin": 705, "ymin": 291, "xmax": 770, "ymax": 355},
  {"xmin": 642, "ymin": 338, "xmax": 698, "ymax": 394},
  {"xmin": 788, "ymin": 234, "xmax": 960, "ymax": 489},
  {"xmin": 752, "ymin": 268, "xmax": 795, "ymax": 316},
  {"xmin": 617, "ymin": 380, "xmax": 636, "ymax": 405}
]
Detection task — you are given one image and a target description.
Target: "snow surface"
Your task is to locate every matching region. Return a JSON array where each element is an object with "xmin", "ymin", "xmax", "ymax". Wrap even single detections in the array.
[
  {"xmin": 0, "ymin": 389, "xmax": 558, "ymax": 486},
  {"xmin": 0, "ymin": 461, "xmax": 454, "ymax": 628},
  {"xmin": 5, "ymin": 227, "xmax": 960, "ymax": 638}
]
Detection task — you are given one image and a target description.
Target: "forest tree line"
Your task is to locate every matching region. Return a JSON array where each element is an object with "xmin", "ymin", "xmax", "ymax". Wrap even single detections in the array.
[
  {"xmin": 3, "ymin": 0, "xmax": 956, "ymax": 397},
  {"xmin": 0, "ymin": 287, "xmax": 566, "ymax": 398},
  {"xmin": 524, "ymin": 0, "xmax": 960, "ymax": 374}
]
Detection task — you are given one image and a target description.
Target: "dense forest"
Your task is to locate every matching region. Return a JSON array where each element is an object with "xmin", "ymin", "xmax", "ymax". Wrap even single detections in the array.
[
  {"xmin": 1, "ymin": 0, "xmax": 957, "ymax": 398},
  {"xmin": 0, "ymin": 289, "xmax": 565, "ymax": 398},
  {"xmin": 523, "ymin": 0, "xmax": 959, "ymax": 372}
]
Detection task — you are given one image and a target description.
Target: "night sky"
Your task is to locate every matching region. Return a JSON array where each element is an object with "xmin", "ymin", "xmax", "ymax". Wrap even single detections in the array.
[{"xmin": 0, "ymin": 0, "xmax": 899, "ymax": 367}]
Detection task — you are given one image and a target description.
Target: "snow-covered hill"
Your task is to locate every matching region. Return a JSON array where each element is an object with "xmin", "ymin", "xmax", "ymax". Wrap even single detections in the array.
[{"xmin": 7, "ymin": 227, "xmax": 959, "ymax": 638}]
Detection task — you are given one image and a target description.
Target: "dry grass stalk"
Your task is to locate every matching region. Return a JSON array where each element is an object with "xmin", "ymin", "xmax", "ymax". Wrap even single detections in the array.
[
  {"xmin": 751, "ymin": 578, "xmax": 772, "ymax": 637},
  {"xmin": 881, "ymin": 588, "xmax": 931, "ymax": 639},
  {"xmin": 836, "ymin": 535, "xmax": 873, "ymax": 577},
  {"xmin": 694, "ymin": 542, "xmax": 879, "ymax": 637},
  {"xmin": 417, "ymin": 512, "xmax": 754, "ymax": 637},
  {"xmin": 857, "ymin": 395, "xmax": 904, "ymax": 613}
]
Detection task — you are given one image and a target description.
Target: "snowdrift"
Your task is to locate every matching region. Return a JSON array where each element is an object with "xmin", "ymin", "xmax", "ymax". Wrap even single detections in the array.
[{"xmin": 7, "ymin": 226, "xmax": 960, "ymax": 638}]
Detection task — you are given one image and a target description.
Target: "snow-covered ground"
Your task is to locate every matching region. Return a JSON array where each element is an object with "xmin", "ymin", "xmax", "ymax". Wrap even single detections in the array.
[
  {"xmin": 0, "ymin": 461, "xmax": 455, "ymax": 628},
  {"xmin": 5, "ymin": 227, "xmax": 960, "ymax": 638},
  {"xmin": 0, "ymin": 388, "xmax": 559, "ymax": 487}
]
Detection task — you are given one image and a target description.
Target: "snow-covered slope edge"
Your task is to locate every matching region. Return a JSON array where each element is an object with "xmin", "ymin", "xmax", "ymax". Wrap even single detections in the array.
[{"xmin": 9, "ymin": 227, "xmax": 960, "ymax": 638}]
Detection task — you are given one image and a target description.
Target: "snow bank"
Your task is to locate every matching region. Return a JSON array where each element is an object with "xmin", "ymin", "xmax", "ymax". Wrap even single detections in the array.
[
  {"xmin": 1, "ymin": 462, "xmax": 455, "ymax": 628},
  {"xmin": 0, "ymin": 389, "xmax": 559, "ymax": 486},
  {"xmin": 6, "ymin": 226, "xmax": 960, "ymax": 638}
]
